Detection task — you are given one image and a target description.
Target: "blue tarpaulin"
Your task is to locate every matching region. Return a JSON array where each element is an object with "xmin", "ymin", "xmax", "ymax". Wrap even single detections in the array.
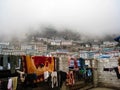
[
  {"xmin": 99, "ymin": 55, "xmax": 111, "ymax": 58},
  {"xmin": 114, "ymin": 36, "xmax": 120, "ymax": 42}
]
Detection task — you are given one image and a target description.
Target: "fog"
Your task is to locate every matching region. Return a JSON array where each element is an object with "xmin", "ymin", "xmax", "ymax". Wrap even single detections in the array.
[{"xmin": 0, "ymin": 0, "xmax": 120, "ymax": 40}]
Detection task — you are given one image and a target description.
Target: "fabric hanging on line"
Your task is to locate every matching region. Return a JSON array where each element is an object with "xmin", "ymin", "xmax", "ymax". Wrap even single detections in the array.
[
  {"xmin": 114, "ymin": 36, "xmax": 120, "ymax": 42},
  {"xmin": 16, "ymin": 56, "xmax": 19, "ymax": 67},
  {"xmin": 54, "ymin": 57, "xmax": 58, "ymax": 71},
  {"xmin": 7, "ymin": 78, "xmax": 12, "ymax": 90},
  {"xmin": 77, "ymin": 60, "xmax": 81, "ymax": 67},
  {"xmin": 25, "ymin": 55, "xmax": 55, "ymax": 83},
  {"xmin": 118, "ymin": 66, "xmax": 120, "ymax": 74},
  {"xmin": 14, "ymin": 56, "xmax": 17, "ymax": 67},
  {"xmin": 66, "ymin": 71, "xmax": 75, "ymax": 86},
  {"xmin": 32, "ymin": 56, "xmax": 54, "ymax": 72},
  {"xmin": 51, "ymin": 71, "xmax": 58, "ymax": 88},
  {"xmin": 15, "ymin": 56, "xmax": 21, "ymax": 70},
  {"xmin": 114, "ymin": 67, "xmax": 120, "ymax": 79},
  {"xmin": 32, "ymin": 56, "xmax": 51, "ymax": 67},
  {"xmin": 0, "ymin": 55, "xmax": 3, "ymax": 66},
  {"xmin": 79, "ymin": 58, "xmax": 85, "ymax": 69},
  {"xmin": 11, "ymin": 77, "xmax": 18, "ymax": 90},
  {"xmin": 25, "ymin": 55, "xmax": 36, "ymax": 74},
  {"xmin": 0, "ymin": 55, "xmax": 3, "ymax": 70},
  {"xmin": 15, "ymin": 56, "xmax": 19, "ymax": 68},
  {"xmin": 118, "ymin": 58, "xmax": 120, "ymax": 66},
  {"xmin": 10, "ymin": 55, "xmax": 16, "ymax": 74},
  {"xmin": 25, "ymin": 55, "xmax": 44, "ymax": 83},
  {"xmin": 0, "ymin": 80, "xmax": 1, "ymax": 89},
  {"xmin": 17, "ymin": 70, "xmax": 25, "ymax": 82},
  {"xmin": 58, "ymin": 71, "xmax": 67, "ymax": 88},
  {"xmin": 68, "ymin": 57, "xmax": 78, "ymax": 69},
  {"xmin": 3, "ymin": 55, "xmax": 8, "ymax": 70},
  {"xmin": 1, "ymin": 80, "xmax": 8, "ymax": 90},
  {"xmin": 21, "ymin": 55, "xmax": 27, "ymax": 73},
  {"xmin": 69, "ymin": 59, "xmax": 74, "ymax": 68},
  {"xmin": 44, "ymin": 71, "xmax": 49, "ymax": 80},
  {"xmin": 25, "ymin": 73, "xmax": 37, "ymax": 87},
  {"xmin": 103, "ymin": 68, "xmax": 113, "ymax": 72},
  {"xmin": 74, "ymin": 59, "xmax": 78, "ymax": 69},
  {"xmin": 87, "ymin": 69, "xmax": 92, "ymax": 77}
]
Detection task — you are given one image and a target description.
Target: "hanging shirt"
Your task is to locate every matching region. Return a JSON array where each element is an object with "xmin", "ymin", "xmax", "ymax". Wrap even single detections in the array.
[
  {"xmin": 7, "ymin": 78, "xmax": 12, "ymax": 90},
  {"xmin": 51, "ymin": 71, "xmax": 58, "ymax": 88},
  {"xmin": 44, "ymin": 71, "xmax": 49, "ymax": 80}
]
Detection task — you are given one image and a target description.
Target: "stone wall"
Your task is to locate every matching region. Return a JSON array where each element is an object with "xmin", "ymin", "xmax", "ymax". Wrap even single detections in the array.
[{"xmin": 97, "ymin": 57, "xmax": 120, "ymax": 89}]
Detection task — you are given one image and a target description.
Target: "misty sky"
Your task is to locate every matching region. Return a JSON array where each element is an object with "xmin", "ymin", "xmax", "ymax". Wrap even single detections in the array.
[{"xmin": 0, "ymin": 0, "xmax": 120, "ymax": 39}]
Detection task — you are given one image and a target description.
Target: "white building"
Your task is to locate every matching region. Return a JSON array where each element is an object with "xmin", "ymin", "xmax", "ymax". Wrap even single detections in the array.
[
  {"xmin": 61, "ymin": 40, "xmax": 73, "ymax": 46},
  {"xmin": 21, "ymin": 44, "xmax": 35, "ymax": 50},
  {"xmin": 50, "ymin": 40, "xmax": 61, "ymax": 46},
  {"xmin": 103, "ymin": 41, "xmax": 117, "ymax": 47}
]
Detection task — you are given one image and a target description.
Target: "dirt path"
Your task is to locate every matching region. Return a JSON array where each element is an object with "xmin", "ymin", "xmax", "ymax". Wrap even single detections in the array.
[{"xmin": 89, "ymin": 87, "xmax": 116, "ymax": 90}]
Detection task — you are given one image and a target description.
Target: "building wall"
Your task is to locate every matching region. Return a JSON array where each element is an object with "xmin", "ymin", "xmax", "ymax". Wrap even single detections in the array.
[
  {"xmin": 36, "ymin": 45, "xmax": 47, "ymax": 52},
  {"xmin": 21, "ymin": 45, "xmax": 33, "ymax": 50}
]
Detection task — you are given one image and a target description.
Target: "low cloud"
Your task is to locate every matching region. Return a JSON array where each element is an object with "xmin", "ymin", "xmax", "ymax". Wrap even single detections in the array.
[{"xmin": 0, "ymin": 0, "xmax": 120, "ymax": 41}]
